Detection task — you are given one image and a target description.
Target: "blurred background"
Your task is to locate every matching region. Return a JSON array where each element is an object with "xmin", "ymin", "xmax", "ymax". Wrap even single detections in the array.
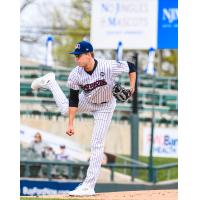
[{"xmin": 20, "ymin": 0, "xmax": 178, "ymax": 196}]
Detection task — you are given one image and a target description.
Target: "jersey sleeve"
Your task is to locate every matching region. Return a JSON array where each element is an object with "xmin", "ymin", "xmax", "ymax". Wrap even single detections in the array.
[
  {"xmin": 111, "ymin": 60, "xmax": 129, "ymax": 78},
  {"xmin": 66, "ymin": 68, "xmax": 80, "ymax": 90}
]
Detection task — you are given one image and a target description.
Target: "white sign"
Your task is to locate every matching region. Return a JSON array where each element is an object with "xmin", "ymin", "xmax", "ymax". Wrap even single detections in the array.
[
  {"xmin": 142, "ymin": 127, "xmax": 178, "ymax": 158},
  {"xmin": 91, "ymin": 0, "xmax": 158, "ymax": 49}
]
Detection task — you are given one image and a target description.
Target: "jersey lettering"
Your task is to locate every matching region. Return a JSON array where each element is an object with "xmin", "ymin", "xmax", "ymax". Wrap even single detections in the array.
[{"xmin": 81, "ymin": 79, "xmax": 107, "ymax": 93}]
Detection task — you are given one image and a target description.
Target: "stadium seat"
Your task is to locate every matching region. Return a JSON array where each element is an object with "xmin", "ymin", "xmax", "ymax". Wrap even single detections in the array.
[
  {"xmin": 20, "ymin": 65, "xmax": 177, "ymax": 126},
  {"xmin": 37, "ymin": 90, "xmax": 53, "ymax": 98}
]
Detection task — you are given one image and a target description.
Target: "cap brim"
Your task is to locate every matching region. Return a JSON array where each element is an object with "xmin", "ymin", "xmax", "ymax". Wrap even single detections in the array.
[{"xmin": 68, "ymin": 51, "xmax": 82, "ymax": 55}]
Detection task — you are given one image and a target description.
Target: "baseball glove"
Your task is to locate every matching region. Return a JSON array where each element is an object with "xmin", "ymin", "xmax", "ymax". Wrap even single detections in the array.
[{"xmin": 112, "ymin": 83, "xmax": 132, "ymax": 102}]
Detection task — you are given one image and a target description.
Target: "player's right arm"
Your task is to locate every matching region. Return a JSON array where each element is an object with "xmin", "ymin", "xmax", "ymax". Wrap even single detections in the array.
[
  {"xmin": 67, "ymin": 108, "xmax": 77, "ymax": 136},
  {"xmin": 66, "ymin": 89, "xmax": 79, "ymax": 136},
  {"xmin": 66, "ymin": 68, "xmax": 80, "ymax": 136}
]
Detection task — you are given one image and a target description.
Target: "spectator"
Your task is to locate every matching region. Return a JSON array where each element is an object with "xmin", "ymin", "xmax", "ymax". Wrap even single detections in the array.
[
  {"xmin": 43, "ymin": 146, "xmax": 58, "ymax": 177},
  {"xmin": 44, "ymin": 146, "xmax": 56, "ymax": 160},
  {"xmin": 55, "ymin": 145, "xmax": 70, "ymax": 178},
  {"xmin": 56, "ymin": 145, "xmax": 69, "ymax": 161},
  {"xmin": 29, "ymin": 132, "xmax": 46, "ymax": 156}
]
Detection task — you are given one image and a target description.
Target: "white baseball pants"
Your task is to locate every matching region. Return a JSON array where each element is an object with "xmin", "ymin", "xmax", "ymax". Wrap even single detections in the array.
[{"xmin": 47, "ymin": 79, "xmax": 116, "ymax": 189}]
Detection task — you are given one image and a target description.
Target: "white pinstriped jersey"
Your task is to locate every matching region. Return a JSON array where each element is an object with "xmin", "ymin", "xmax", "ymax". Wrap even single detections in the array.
[
  {"xmin": 45, "ymin": 58, "xmax": 129, "ymax": 189},
  {"xmin": 66, "ymin": 59, "xmax": 129, "ymax": 104}
]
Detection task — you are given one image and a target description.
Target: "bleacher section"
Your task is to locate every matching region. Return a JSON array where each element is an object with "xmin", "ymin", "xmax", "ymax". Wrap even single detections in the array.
[
  {"xmin": 20, "ymin": 144, "xmax": 87, "ymax": 179},
  {"xmin": 20, "ymin": 65, "xmax": 178, "ymax": 127}
]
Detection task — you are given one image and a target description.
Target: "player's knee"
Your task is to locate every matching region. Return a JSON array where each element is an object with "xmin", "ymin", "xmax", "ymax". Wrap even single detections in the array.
[
  {"xmin": 60, "ymin": 108, "xmax": 68, "ymax": 116},
  {"xmin": 61, "ymin": 111, "xmax": 66, "ymax": 116}
]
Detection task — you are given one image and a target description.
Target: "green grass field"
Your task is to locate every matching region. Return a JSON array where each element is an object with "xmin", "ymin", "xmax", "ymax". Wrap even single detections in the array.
[
  {"xmin": 20, "ymin": 198, "xmax": 80, "ymax": 200},
  {"xmin": 21, "ymin": 198, "xmax": 57, "ymax": 200},
  {"xmin": 115, "ymin": 155, "xmax": 178, "ymax": 182},
  {"xmin": 20, "ymin": 197, "xmax": 96, "ymax": 200}
]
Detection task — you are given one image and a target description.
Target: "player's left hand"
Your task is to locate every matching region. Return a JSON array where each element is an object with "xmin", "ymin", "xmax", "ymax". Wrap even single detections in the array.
[{"xmin": 112, "ymin": 83, "xmax": 132, "ymax": 102}]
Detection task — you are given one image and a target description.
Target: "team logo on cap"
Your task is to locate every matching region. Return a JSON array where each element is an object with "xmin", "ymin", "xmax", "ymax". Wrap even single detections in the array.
[{"xmin": 75, "ymin": 43, "xmax": 80, "ymax": 49}]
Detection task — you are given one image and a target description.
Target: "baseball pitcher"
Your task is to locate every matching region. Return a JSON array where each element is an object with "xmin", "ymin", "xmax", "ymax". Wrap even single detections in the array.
[{"xmin": 31, "ymin": 41, "xmax": 136, "ymax": 196}]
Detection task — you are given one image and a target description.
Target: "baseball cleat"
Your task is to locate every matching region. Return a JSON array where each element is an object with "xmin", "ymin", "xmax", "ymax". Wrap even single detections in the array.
[
  {"xmin": 31, "ymin": 72, "xmax": 55, "ymax": 90},
  {"xmin": 68, "ymin": 184, "xmax": 95, "ymax": 196}
]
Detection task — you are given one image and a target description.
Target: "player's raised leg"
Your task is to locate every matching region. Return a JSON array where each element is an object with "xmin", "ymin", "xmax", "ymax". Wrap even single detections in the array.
[{"xmin": 31, "ymin": 72, "xmax": 69, "ymax": 116}]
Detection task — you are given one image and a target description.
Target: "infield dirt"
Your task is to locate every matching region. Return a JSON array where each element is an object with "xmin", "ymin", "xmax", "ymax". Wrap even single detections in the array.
[{"xmin": 32, "ymin": 189, "xmax": 177, "ymax": 200}]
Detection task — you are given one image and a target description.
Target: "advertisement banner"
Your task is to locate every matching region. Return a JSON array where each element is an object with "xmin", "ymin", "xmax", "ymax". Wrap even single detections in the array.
[
  {"xmin": 20, "ymin": 179, "xmax": 79, "ymax": 196},
  {"xmin": 157, "ymin": 0, "xmax": 178, "ymax": 48},
  {"xmin": 91, "ymin": 0, "xmax": 158, "ymax": 49},
  {"xmin": 142, "ymin": 127, "xmax": 178, "ymax": 158}
]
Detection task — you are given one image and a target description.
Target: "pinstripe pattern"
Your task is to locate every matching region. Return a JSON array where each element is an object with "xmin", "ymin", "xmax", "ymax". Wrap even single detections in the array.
[
  {"xmin": 66, "ymin": 59, "xmax": 129, "ymax": 104},
  {"xmin": 45, "ymin": 58, "xmax": 129, "ymax": 189},
  {"xmin": 83, "ymin": 110, "xmax": 114, "ymax": 189},
  {"xmin": 47, "ymin": 79, "xmax": 69, "ymax": 115}
]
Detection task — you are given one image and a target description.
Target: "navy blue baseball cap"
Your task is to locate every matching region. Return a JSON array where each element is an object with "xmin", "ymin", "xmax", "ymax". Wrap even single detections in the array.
[{"xmin": 69, "ymin": 41, "xmax": 93, "ymax": 55}]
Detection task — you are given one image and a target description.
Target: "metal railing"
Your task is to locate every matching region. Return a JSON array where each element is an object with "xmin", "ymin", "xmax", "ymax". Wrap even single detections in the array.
[{"xmin": 20, "ymin": 159, "xmax": 177, "ymax": 183}]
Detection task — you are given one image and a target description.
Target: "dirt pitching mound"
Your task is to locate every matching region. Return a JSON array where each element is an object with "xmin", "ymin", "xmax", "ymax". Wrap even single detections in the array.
[{"xmin": 38, "ymin": 189, "xmax": 177, "ymax": 200}]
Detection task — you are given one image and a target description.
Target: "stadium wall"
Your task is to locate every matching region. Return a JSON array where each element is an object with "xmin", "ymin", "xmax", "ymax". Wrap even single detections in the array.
[
  {"xmin": 20, "ymin": 116, "xmax": 145, "ymax": 155},
  {"xmin": 21, "ymin": 116, "xmax": 177, "ymax": 157}
]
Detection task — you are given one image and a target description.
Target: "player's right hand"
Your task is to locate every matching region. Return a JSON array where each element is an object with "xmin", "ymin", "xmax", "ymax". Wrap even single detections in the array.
[{"xmin": 66, "ymin": 125, "xmax": 74, "ymax": 136}]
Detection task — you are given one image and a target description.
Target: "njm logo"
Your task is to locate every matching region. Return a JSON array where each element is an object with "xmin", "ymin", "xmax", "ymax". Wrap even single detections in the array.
[{"xmin": 162, "ymin": 8, "xmax": 178, "ymax": 23}]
